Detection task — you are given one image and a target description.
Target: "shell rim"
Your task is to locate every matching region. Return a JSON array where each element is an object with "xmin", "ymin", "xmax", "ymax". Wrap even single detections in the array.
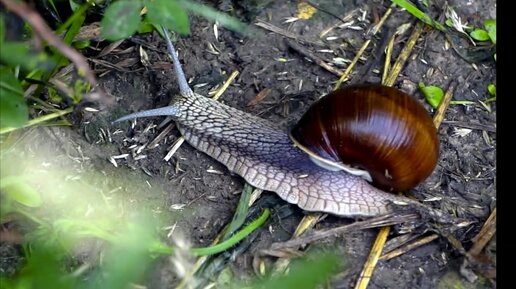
[{"xmin": 288, "ymin": 132, "xmax": 373, "ymax": 182}]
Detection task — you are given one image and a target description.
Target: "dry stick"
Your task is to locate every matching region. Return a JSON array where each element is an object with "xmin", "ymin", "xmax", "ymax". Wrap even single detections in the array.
[
  {"xmin": 359, "ymin": 77, "xmax": 457, "ymax": 289},
  {"xmin": 268, "ymin": 4, "xmax": 395, "ymax": 279},
  {"xmin": 319, "ymin": 8, "xmax": 359, "ymax": 38},
  {"xmin": 433, "ymin": 82, "xmax": 456, "ymax": 129},
  {"xmin": 354, "ymin": 27, "xmax": 405, "ymax": 289},
  {"xmin": 271, "ymin": 213, "xmax": 326, "ymax": 275},
  {"xmin": 286, "ymin": 39, "xmax": 344, "ymax": 77},
  {"xmin": 468, "ymin": 208, "xmax": 496, "ymax": 257},
  {"xmin": 354, "ymin": 226, "xmax": 391, "ymax": 289},
  {"xmin": 382, "ymin": 22, "xmax": 425, "ymax": 87},
  {"xmin": 269, "ymin": 213, "xmax": 421, "ymax": 250},
  {"xmin": 354, "ymin": 21, "xmax": 436, "ymax": 289},
  {"xmin": 254, "ymin": 19, "xmax": 326, "ymax": 47},
  {"xmin": 0, "ymin": 0, "xmax": 108, "ymax": 103},
  {"xmin": 371, "ymin": 83, "xmax": 457, "ymax": 264},
  {"xmin": 441, "ymin": 121, "xmax": 496, "ymax": 133},
  {"xmin": 379, "ymin": 234, "xmax": 439, "ymax": 261},
  {"xmin": 164, "ymin": 71, "xmax": 239, "ymax": 161},
  {"xmin": 334, "ymin": 5, "xmax": 394, "ymax": 90}
]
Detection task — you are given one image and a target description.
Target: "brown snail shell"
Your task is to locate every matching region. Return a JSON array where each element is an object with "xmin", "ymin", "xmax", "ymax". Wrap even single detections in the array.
[{"xmin": 289, "ymin": 84, "xmax": 439, "ymax": 192}]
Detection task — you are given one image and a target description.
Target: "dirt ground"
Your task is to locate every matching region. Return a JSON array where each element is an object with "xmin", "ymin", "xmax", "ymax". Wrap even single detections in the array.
[{"xmin": 1, "ymin": 0, "xmax": 496, "ymax": 288}]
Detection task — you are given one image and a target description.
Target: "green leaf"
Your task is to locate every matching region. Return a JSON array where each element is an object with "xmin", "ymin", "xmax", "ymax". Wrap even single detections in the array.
[
  {"xmin": 418, "ymin": 82, "xmax": 444, "ymax": 109},
  {"xmin": 101, "ymin": 0, "xmax": 142, "ymax": 41},
  {"xmin": 137, "ymin": 20, "xmax": 154, "ymax": 34},
  {"xmin": 69, "ymin": 0, "xmax": 81, "ymax": 11},
  {"xmin": 246, "ymin": 252, "xmax": 343, "ymax": 289},
  {"xmin": 0, "ymin": 42, "xmax": 50, "ymax": 70},
  {"xmin": 0, "ymin": 67, "xmax": 28, "ymax": 128},
  {"xmin": 1, "ymin": 176, "xmax": 42, "ymax": 207},
  {"xmin": 450, "ymin": 100, "xmax": 476, "ymax": 105},
  {"xmin": 391, "ymin": 0, "xmax": 446, "ymax": 32},
  {"xmin": 487, "ymin": 84, "xmax": 496, "ymax": 96},
  {"xmin": 73, "ymin": 39, "xmax": 90, "ymax": 49},
  {"xmin": 484, "ymin": 19, "xmax": 496, "ymax": 44},
  {"xmin": 180, "ymin": 0, "xmax": 248, "ymax": 34},
  {"xmin": 0, "ymin": 15, "xmax": 5, "ymax": 42},
  {"xmin": 469, "ymin": 29, "xmax": 490, "ymax": 41},
  {"xmin": 146, "ymin": 0, "xmax": 190, "ymax": 35}
]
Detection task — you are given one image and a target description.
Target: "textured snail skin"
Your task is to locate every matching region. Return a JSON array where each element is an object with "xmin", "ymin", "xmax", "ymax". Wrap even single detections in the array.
[
  {"xmin": 113, "ymin": 30, "xmax": 439, "ymax": 219},
  {"xmin": 290, "ymin": 85, "xmax": 439, "ymax": 192}
]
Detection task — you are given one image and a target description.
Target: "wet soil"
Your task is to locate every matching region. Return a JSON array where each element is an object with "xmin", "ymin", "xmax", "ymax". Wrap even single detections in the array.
[{"xmin": 1, "ymin": 0, "xmax": 496, "ymax": 288}]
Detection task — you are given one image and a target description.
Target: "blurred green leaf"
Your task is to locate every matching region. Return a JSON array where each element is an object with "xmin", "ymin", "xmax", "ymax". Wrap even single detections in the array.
[
  {"xmin": 146, "ymin": 0, "xmax": 190, "ymax": 35},
  {"xmin": 73, "ymin": 39, "xmax": 91, "ymax": 49},
  {"xmin": 0, "ymin": 67, "xmax": 28, "ymax": 129},
  {"xmin": 137, "ymin": 20, "xmax": 155, "ymax": 34},
  {"xmin": 247, "ymin": 252, "xmax": 343, "ymax": 289},
  {"xmin": 12, "ymin": 244, "xmax": 75, "ymax": 289},
  {"xmin": 0, "ymin": 15, "xmax": 5, "ymax": 42},
  {"xmin": 180, "ymin": 0, "xmax": 248, "ymax": 33},
  {"xmin": 101, "ymin": 0, "xmax": 142, "ymax": 41},
  {"xmin": 488, "ymin": 84, "xmax": 496, "ymax": 96},
  {"xmin": 470, "ymin": 29, "xmax": 490, "ymax": 41},
  {"xmin": 419, "ymin": 82, "xmax": 444, "ymax": 109},
  {"xmin": 47, "ymin": 0, "xmax": 62, "ymax": 23},
  {"xmin": 69, "ymin": 0, "xmax": 81, "ymax": 11},
  {"xmin": 0, "ymin": 42, "xmax": 50, "ymax": 70},
  {"xmin": 391, "ymin": 0, "xmax": 446, "ymax": 32},
  {"xmin": 92, "ymin": 218, "xmax": 156, "ymax": 289},
  {"xmin": 484, "ymin": 19, "xmax": 496, "ymax": 44},
  {"xmin": 1, "ymin": 176, "xmax": 42, "ymax": 207},
  {"xmin": 450, "ymin": 100, "xmax": 476, "ymax": 105}
]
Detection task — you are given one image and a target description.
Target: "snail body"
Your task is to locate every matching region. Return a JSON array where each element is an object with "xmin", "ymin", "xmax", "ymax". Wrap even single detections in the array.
[{"xmin": 113, "ymin": 30, "xmax": 442, "ymax": 219}]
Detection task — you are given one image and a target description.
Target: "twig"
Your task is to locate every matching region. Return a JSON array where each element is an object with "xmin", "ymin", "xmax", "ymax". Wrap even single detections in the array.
[
  {"xmin": 468, "ymin": 208, "xmax": 496, "ymax": 257},
  {"xmin": 382, "ymin": 31, "xmax": 397, "ymax": 84},
  {"xmin": 354, "ymin": 227, "xmax": 390, "ymax": 289},
  {"xmin": 362, "ymin": 81, "xmax": 457, "ymax": 270},
  {"xmin": 0, "ymin": 0, "xmax": 109, "ymax": 103},
  {"xmin": 319, "ymin": 9, "xmax": 359, "ymax": 38},
  {"xmin": 285, "ymin": 39, "xmax": 344, "ymax": 77},
  {"xmin": 148, "ymin": 123, "xmax": 176, "ymax": 149},
  {"xmin": 212, "ymin": 71, "xmax": 239, "ymax": 101},
  {"xmin": 379, "ymin": 234, "xmax": 439, "ymax": 261},
  {"xmin": 334, "ymin": 5, "xmax": 394, "ymax": 89},
  {"xmin": 441, "ymin": 121, "xmax": 496, "ymax": 133},
  {"xmin": 254, "ymin": 19, "xmax": 326, "ymax": 47},
  {"xmin": 356, "ymin": 21, "xmax": 443, "ymax": 288},
  {"xmin": 269, "ymin": 213, "xmax": 420, "ymax": 250},
  {"xmin": 433, "ymin": 82, "xmax": 456, "ymax": 129},
  {"xmin": 383, "ymin": 22, "xmax": 425, "ymax": 86},
  {"xmin": 271, "ymin": 212, "xmax": 326, "ymax": 275}
]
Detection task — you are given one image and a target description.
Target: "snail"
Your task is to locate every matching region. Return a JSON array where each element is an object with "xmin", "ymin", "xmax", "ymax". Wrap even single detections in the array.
[{"xmin": 113, "ymin": 29, "xmax": 445, "ymax": 220}]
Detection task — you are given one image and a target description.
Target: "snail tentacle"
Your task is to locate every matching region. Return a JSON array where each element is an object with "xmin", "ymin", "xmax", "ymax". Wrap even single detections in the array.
[
  {"xmin": 162, "ymin": 27, "xmax": 193, "ymax": 97},
  {"xmin": 111, "ymin": 106, "xmax": 181, "ymax": 124}
]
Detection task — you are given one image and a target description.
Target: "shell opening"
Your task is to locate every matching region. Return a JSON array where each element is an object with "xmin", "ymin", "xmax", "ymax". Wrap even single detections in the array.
[{"xmin": 290, "ymin": 133, "xmax": 373, "ymax": 182}]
